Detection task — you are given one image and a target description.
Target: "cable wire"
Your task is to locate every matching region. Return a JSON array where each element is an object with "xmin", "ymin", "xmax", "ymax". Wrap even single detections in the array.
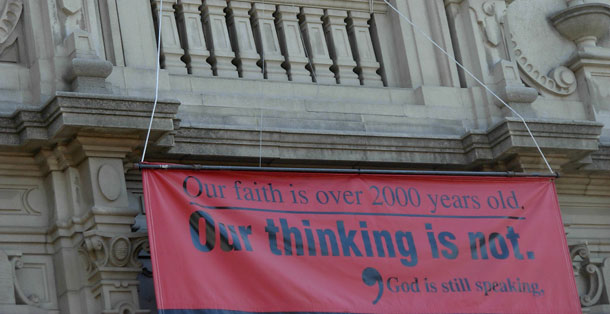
[
  {"xmin": 382, "ymin": 0, "xmax": 554, "ymax": 174},
  {"xmin": 141, "ymin": 0, "xmax": 164, "ymax": 163}
]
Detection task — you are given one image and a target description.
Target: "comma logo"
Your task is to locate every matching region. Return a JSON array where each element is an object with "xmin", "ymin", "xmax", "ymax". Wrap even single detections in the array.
[{"xmin": 362, "ymin": 267, "xmax": 384, "ymax": 305}]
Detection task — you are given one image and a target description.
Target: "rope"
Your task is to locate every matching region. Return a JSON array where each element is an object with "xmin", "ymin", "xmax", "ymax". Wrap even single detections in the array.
[
  {"xmin": 259, "ymin": 0, "xmax": 266, "ymax": 167},
  {"xmin": 141, "ymin": 0, "xmax": 164, "ymax": 163},
  {"xmin": 382, "ymin": 0, "xmax": 554, "ymax": 174}
]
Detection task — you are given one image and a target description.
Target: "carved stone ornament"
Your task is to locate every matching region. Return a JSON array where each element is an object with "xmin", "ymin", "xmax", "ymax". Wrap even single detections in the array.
[
  {"xmin": 0, "ymin": 0, "xmax": 22, "ymax": 56},
  {"xmin": 570, "ymin": 243, "xmax": 605, "ymax": 307},
  {"xmin": 0, "ymin": 250, "xmax": 42, "ymax": 308},
  {"xmin": 511, "ymin": 34, "xmax": 577, "ymax": 96},
  {"xmin": 506, "ymin": 0, "xmax": 578, "ymax": 97},
  {"xmin": 80, "ymin": 231, "xmax": 149, "ymax": 272},
  {"xmin": 98, "ymin": 164, "xmax": 122, "ymax": 201}
]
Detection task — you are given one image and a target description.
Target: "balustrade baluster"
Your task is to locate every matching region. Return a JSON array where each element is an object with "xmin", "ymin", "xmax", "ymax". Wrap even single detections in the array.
[
  {"xmin": 202, "ymin": 0, "xmax": 238, "ymax": 77},
  {"xmin": 275, "ymin": 5, "xmax": 312, "ymax": 83},
  {"xmin": 299, "ymin": 8, "xmax": 336, "ymax": 84},
  {"xmin": 347, "ymin": 11, "xmax": 384, "ymax": 86},
  {"xmin": 151, "ymin": 0, "xmax": 188, "ymax": 74},
  {"xmin": 324, "ymin": 9, "xmax": 360, "ymax": 85},
  {"xmin": 227, "ymin": 1, "xmax": 263, "ymax": 79},
  {"xmin": 176, "ymin": 0, "xmax": 213, "ymax": 76},
  {"xmin": 251, "ymin": 3, "xmax": 287, "ymax": 81}
]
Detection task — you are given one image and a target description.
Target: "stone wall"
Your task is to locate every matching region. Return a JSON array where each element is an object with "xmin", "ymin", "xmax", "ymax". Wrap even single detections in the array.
[{"xmin": 0, "ymin": 0, "xmax": 608, "ymax": 312}]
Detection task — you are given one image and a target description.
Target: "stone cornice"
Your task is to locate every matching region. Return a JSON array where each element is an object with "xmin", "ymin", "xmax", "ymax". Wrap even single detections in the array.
[
  {"xmin": 0, "ymin": 92, "xmax": 605, "ymax": 173},
  {"xmin": 487, "ymin": 117, "xmax": 602, "ymax": 155},
  {"xmin": 0, "ymin": 91, "xmax": 180, "ymax": 153},
  {"xmin": 163, "ymin": 117, "xmax": 603, "ymax": 172}
]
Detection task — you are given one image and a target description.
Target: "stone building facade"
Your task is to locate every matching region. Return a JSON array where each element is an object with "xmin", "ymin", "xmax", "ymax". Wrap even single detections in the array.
[{"xmin": 0, "ymin": 0, "xmax": 608, "ymax": 313}]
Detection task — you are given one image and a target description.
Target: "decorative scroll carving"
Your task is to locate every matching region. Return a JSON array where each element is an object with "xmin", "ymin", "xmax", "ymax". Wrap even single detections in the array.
[
  {"xmin": 10, "ymin": 256, "xmax": 42, "ymax": 307},
  {"xmin": 0, "ymin": 250, "xmax": 15, "ymax": 304},
  {"xmin": 80, "ymin": 232, "xmax": 150, "ymax": 313},
  {"xmin": 81, "ymin": 232, "xmax": 148, "ymax": 275},
  {"xmin": 511, "ymin": 34, "xmax": 577, "ymax": 96},
  {"xmin": 0, "ymin": 250, "xmax": 42, "ymax": 308},
  {"xmin": 570, "ymin": 243, "xmax": 608, "ymax": 308},
  {"xmin": 0, "ymin": 0, "xmax": 22, "ymax": 56},
  {"xmin": 471, "ymin": 0, "xmax": 507, "ymax": 65}
]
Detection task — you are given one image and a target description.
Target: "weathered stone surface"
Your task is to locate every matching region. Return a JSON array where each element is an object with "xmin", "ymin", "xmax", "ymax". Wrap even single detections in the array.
[
  {"xmin": 0, "ymin": 0, "xmax": 608, "ymax": 312},
  {"xmin": 0, "ymin": 250, "xmax": 15, "ymax": 304}
]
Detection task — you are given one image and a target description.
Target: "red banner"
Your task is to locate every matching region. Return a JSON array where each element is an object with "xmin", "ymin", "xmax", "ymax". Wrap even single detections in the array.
[{"xmin": 142, "ymin": 169, "xmax": 581, "ymax": 314}]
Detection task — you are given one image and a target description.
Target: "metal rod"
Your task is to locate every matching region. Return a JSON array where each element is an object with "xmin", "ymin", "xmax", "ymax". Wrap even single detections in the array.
[{"xmin": 135, "ymin": 163, "xmax": 559, "ymax": 178}]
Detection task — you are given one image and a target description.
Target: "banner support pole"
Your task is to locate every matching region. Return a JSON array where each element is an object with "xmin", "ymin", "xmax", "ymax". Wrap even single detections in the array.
[{"xmin": 135, "ymin": 163, "xmax": 559, "ymax": 178}]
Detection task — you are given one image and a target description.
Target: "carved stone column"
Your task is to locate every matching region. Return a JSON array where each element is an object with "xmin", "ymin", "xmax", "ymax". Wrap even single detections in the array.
[
  {"xmin": 151, "ymin": 0, "xmax": 188, "ymax": 75},
  {"xmin": 251, "ymin": 3, "xmax": 288, "ymax": 81},
  {"xmin": 299, "ymin": 8, "xmax": 336, "ymax": 84},
  {"xmin": 175, "ymin": 0, "xmax": 213, "ymax": 76},
  {"xmin": 76, "ymin": 141, "xmax": 150, "ymax": 314},
  {"xmin": 226, "ymin": 1, "xmax": 263, "ymax": 79},
  {"xmin": 40, "ymin": 135, "xmax": 151, "ymax": 314},
  {"xmin": 275, "ymin": 5, "xmax": 312, "ymax": 83},
  {"xmin": 202, "ymin": 0, "xmax": 239, "ymax": 78},
  {"xmin": 323, "ymin": 9, "xmax": 360, "ymax": 85},
  {"xmin": 347, "ymin": 11, "xmax": 384, "ymax": 86}
]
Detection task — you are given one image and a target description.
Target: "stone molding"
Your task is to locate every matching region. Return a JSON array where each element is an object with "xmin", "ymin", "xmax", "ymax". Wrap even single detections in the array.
[
  {"xmin": 167, "ymin": 117, "xmax": 603, "ymax": 172},
  {"xmin": 79, "ymin": 231, "xmax": 150, "ymax": 314},
  {"xmin": 0, "ymin": 92, "xmax": 180, "ymax": 154},
  {"xmin": 0, "ymin": 92, "xmax": 604, "ymax": 173}
]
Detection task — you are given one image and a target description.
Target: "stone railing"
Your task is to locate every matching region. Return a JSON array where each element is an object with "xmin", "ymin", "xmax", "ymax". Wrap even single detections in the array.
[
  {"xmin": 150, "ymin": 0, "xmax": 385, "ymax": 86},
  {"xmin": 571, "ymin": 244, "xmax": 610, "ymax": 312}
]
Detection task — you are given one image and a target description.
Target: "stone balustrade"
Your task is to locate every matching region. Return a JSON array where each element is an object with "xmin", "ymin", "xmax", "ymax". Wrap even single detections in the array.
[{"xmin": 152, "ymin": 0, "xmax": 385, "ymax": 86}]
